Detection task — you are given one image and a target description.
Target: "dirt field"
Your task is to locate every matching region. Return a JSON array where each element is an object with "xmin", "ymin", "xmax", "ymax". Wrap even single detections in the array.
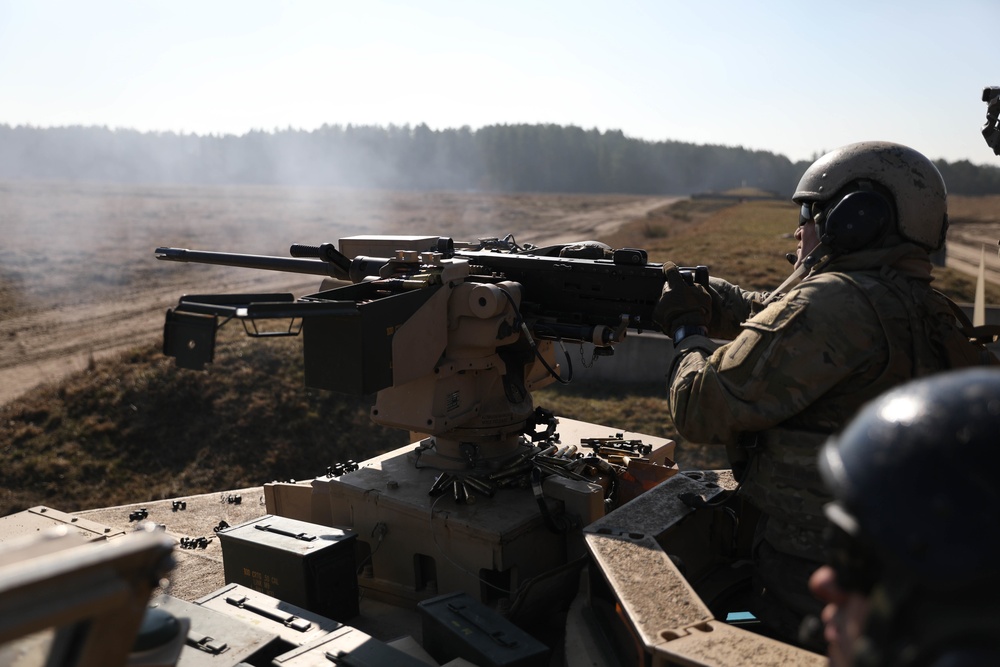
[{"xmin": 0, "ymin": 181, "xmax": 679, "ymax": 404}]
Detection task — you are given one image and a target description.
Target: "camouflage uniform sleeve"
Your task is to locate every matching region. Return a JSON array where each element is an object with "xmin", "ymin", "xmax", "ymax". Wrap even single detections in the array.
[
  {"xmin": 668, "ymin": 275, "xmax": 885, "ymax": 444},
  {"xmin": 706, "ymin": 276, "xmax": 772, "ymax": 339}
]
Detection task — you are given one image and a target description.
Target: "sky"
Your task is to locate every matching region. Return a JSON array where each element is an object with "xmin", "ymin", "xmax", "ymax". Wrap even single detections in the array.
[{"xmin": 1, "ymin": 0, "xmax": 998, "ymax": 166}]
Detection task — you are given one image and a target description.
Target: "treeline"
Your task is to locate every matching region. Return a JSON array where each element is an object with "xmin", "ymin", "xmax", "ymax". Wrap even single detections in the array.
[{"xmin": 1, "ymin": 123, "xmax": 999, "ymax": 196}]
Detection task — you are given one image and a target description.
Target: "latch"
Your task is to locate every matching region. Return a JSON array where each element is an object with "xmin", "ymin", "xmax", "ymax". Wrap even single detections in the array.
[{"xmin": 186, "ymin": 631, "xmax": 229, "ymax": 654}]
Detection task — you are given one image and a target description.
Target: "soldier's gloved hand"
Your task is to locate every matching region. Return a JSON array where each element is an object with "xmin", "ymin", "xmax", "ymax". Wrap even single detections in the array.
[{"xmin": 652, "ymin": 262, "xmax": 712, "ymax": 338}]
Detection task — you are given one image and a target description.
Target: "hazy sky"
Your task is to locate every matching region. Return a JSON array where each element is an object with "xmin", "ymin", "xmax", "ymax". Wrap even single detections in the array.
[{"xmin": 2, "ymin": 0, "xmax": 998, "ymax": 165}]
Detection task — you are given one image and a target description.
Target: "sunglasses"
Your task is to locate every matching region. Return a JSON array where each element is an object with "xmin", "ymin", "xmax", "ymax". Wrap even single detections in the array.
[{"xmin": 799, "ymin": 202, "xmax": 818, "ymax": 227}]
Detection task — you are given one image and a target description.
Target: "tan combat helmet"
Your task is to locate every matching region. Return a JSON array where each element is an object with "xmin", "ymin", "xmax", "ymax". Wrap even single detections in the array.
[{"xmin": 793, "ymin": 141, "xmax": 948, "ymax": 251}]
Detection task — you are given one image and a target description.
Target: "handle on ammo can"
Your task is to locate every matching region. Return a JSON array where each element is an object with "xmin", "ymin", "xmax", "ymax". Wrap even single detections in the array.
[
  {"xmin": 254, "ymin": 523, "xmax": 317, "ymax": 541},
  {"xmin": 225, "ymin": 595, "xmax": 312, "ymax": 632}
]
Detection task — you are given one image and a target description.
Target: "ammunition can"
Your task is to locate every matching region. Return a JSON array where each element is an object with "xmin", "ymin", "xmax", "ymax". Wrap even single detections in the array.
[
  {"xmin": 418, "ymin": 591, "xmax": 549, "ymax": 667},
  {"xmin": 217, "ymin": 515, "xmax": 359, "ymax": 622}
]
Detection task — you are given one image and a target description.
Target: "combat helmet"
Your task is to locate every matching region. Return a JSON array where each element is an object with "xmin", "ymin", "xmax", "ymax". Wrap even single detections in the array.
[
  {"xmin": 818, "ymin": 368, "xmax": 1000, "ymax": 665},
  {"xmin": 794, "ymin": 142, "xmax": 948, "ymax": 252},
  {"xmin": 819, "ymin": 367, "xmax": 1000, "ymax": 593}
]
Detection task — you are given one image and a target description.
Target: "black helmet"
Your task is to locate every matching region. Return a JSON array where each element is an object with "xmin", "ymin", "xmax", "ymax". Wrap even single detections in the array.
[{"xmin": 819, "ymin": 368, "xmax": 1000, "ymax": 593}]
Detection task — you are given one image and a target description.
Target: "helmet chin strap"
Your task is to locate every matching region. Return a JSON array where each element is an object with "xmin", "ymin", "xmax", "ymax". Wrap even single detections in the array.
[{"xmin": 760, "ymin": 244, "xmax": 832, "ymax": 307}]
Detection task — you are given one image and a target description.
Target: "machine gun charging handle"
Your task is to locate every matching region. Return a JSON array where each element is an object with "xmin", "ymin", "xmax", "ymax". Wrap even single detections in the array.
[{"xmin": 679, "ymin": 265, "xmax": 710, "ymax": 288}]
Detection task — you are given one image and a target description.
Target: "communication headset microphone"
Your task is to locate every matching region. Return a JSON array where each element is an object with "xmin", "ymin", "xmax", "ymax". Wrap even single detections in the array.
[{"xmin": 763, "ymin": 244, "xmax": 830, "ymax": 307}]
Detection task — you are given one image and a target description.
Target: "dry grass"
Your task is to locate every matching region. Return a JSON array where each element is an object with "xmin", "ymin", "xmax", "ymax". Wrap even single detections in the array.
[
  {"xmin": 948, "ymin": 194, "xmax": 1000, "ymax": 223},
  {"xmin": 0, "ymin": 328, "xmax": 407, "ymax": 515}
]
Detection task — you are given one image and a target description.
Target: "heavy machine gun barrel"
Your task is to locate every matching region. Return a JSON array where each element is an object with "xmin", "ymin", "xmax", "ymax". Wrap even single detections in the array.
[{"xmin": 155, "ymin": 246, "xmax": 349, "ymax": 280}]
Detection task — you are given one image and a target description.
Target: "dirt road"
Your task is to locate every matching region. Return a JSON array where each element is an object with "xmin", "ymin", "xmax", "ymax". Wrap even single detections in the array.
[
  {"xmin": 0, "ymin": 183, "xmax": 677, "ymax": 405},
  {"xmin": 944, "ymin": 234, "xmax": 1000, "ymax": 287},
  {"xmin": 0, "ymin": 272, "xmax": 323, "ymax": 405}
]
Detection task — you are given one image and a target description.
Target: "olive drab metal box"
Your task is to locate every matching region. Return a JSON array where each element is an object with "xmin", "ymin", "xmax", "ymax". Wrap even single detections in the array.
[
  {"xmin": 150, "ymin": 594, "xmax": 280, "ymax": 666},
  {"xmin": 418, "ymin": 591, "xmax": 550, "ymax": 667},
  {"xmin": 270, "ymin": 625, "xmax": 432, "ymax": 666},
  {"xmin": 217, "ymin": 515, "xmax": 359, "ymax": 622},
  {"xmin": 195, "ymin": 582, "xmax": 343, "ymax": 650}
]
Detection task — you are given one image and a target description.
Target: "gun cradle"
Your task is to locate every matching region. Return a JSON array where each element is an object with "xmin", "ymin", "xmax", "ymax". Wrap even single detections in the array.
[{"xmin": 369, "ymin": 279, "xmax": 560, "ymax": 467}]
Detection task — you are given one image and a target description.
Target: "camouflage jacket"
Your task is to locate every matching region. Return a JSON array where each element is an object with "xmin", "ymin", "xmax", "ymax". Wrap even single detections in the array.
[{"xmin": 667, "ymin": 242, "xmax": 995, "ymax": 559}]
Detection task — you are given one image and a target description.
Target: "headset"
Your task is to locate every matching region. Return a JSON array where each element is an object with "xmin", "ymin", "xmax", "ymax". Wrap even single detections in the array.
[
  {"xmin": 774, "ymin": 181, "xmax": 898, "ymax": 305},
  {"xmin": 815, "ymin": 181, "xmax": 895, "ymax": 254}
]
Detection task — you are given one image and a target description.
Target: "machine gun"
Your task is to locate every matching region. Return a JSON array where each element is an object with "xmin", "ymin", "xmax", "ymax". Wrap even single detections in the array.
[{"xmin": 156, "ymin": 234, "xmax": 706, "ymax": 471}]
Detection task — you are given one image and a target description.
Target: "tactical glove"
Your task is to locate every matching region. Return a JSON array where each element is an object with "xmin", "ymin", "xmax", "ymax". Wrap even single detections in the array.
[{"xmin": 652, "ymin": 262, "xmax": 712, "ymax": 335}]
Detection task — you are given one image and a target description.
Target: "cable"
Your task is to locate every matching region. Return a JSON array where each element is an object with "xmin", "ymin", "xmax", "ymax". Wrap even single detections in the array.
[
  {"xmin": 355, "ymin": 521, "xmax": 387, "ymax": 576},
  {"xmin": 428, "ymin": 494, "xmax": 513, "ymax": 596},
  {"xmin": 498, "ymin": 289, "xmax": 570, "ymax": 385}
]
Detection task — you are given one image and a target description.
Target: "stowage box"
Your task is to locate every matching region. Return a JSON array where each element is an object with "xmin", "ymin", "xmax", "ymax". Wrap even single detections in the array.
[
  {"xmin": 418, "ymin": 591, "xmax": 550, "ymax": 667},
  {"xmin": 217, "ymin": 515, "xmax": 359, "ymax": 622}
]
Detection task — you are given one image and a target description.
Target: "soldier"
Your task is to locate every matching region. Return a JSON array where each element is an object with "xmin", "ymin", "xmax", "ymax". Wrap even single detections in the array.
[
  {"xmin": 810, "ymin": 368, "xmax": 1000, "ymax": 666},
  {"xmin": 652, "ymin": 141, "xmax": 998, "ymax": 647}
]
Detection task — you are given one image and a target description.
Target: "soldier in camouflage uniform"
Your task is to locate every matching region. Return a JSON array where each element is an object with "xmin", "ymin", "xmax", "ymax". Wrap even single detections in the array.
[{"xmin": 652, "ymin": 141, "xmax": 998, "ymax": 648}]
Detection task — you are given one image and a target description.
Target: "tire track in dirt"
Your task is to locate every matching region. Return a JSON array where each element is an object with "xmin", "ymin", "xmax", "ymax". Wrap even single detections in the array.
[
  {"xmin": 0, "ymin": 274, "xmax": 322, "ymax": 405},
  {"xmin": 526, "ymin": 197, "xmax": 680, "ymax": 246}
]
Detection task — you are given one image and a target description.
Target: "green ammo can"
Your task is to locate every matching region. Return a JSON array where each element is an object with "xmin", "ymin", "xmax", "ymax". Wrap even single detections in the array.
[
  {"xmin": 217, "ymin": 515, "xmax": 359, "ymax": 623},
  {"xmin": 418, "ymin": 591, "xmax": 550, "ymax": 667}
]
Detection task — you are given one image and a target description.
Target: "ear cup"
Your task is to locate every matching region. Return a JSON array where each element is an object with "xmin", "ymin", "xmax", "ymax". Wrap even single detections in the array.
[{"xmin": 820, "ymin": 190, "xmax": 893, "ymax": 253}]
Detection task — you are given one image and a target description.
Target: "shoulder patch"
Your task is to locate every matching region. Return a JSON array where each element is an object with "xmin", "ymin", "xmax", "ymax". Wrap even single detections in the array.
[
  {"xmin": 721, "ymin": 298, "xmax": 809, "ymax": 376},
  {"xmin": 742, "ymin": 298, "xmax": 807, "ymax": 334}
]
